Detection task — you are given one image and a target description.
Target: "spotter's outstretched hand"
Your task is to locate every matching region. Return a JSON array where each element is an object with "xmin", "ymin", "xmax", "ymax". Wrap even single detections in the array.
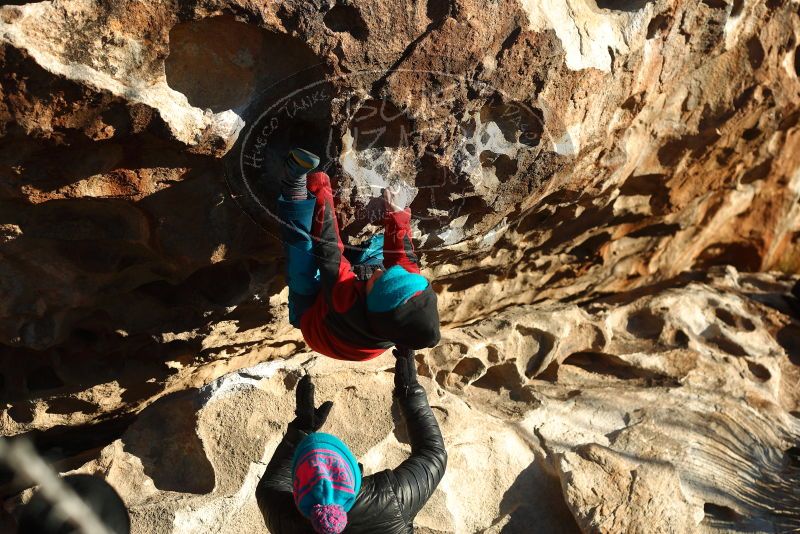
[{"xmin": 292, "ymin": 374, "xmax": 333, "ymax": 432}]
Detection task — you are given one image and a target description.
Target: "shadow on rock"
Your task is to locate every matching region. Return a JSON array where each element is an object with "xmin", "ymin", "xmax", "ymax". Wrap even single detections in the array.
[
  {"xmin": 122, "ymin": 389, "xmax": 215, "ymax": 494},
  {"xmin": 777, "ymin": 323, "xmax": 800, "ymax": 366},
  {"xmin": 498, "ymin": 461, "xmax": 581, "ymax": 534}
]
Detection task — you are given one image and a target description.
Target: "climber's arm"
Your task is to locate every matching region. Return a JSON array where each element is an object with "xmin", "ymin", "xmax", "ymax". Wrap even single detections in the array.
[
  {"xmin": 389, "ymin": 350, "xmax": 447, "ymax": 518},
  {"xmin": 383, "ymin": 208, "xmax": 421, "ymax": 274},
  {"xmin": 256, "ymin": 376, "xmax": 332, "ymax": 532},
  {"xmin": 255, "ymin": 425, "xmax": 310, "ymax": 533}
]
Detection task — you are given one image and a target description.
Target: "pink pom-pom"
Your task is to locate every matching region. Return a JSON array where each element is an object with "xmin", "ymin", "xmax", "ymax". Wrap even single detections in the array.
[{"xmin": 310, "ymin": 504, "xmax": 348, "ymax": 534}]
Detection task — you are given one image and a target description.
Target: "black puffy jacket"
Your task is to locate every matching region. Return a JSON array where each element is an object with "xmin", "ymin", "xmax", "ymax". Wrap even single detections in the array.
[{"xmin": 256, "ymin": 383, "xmax": 447, "ymax": 533}]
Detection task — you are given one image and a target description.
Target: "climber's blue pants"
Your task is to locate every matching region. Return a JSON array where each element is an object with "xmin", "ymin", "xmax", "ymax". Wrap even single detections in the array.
[
  {"xmin": 277, "ymin": 195, "xmax": 320, "ymax": 327},
  {"xmin": 278, "ymin": 195, "xmax": 386, "ymax": 327}
]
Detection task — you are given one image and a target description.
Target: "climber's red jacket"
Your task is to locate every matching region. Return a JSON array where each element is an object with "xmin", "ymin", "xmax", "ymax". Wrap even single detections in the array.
[{"xmin": 299, "ymin": 172, "xmax": 422, "ymax": 361}]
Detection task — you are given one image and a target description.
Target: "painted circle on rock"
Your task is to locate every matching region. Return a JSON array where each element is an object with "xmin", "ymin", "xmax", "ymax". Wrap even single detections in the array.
[{"xmin": 227, "ymin": 69, "xmax": 564, "ymax": 257}]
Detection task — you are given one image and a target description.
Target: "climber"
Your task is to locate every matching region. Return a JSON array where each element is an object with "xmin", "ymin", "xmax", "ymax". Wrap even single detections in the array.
[
  {"xmin": 256, "ymin": 348, "xmax": 447, "ymax": 533},
  {"xmin": 275, "ymin": 148, "xmax": 440, "ymax": 361}
]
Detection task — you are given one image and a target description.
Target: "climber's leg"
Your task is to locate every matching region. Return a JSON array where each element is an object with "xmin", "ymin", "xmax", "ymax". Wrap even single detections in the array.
[
  {"xmin": 278, "ymin": 195, "xmax": 320, "ymax": 327},
  {"xmin": 282, "ymin": 148, "xmax": 320, "ymax": 201},
  {"xmin": 276, "ymin": 148, "xmax": 322, "ymax": 327}
]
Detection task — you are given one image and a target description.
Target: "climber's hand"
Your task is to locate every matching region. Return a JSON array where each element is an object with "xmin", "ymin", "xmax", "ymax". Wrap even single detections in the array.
[
  {"xmin": 383, "ymin": 185, "xmax": 405, "ymax": 213},
  {"xmin": 393, "ymin": 346, "xmax": 419, "ymax": 394},
  {"xmin": 291, "ymin": 374, "xmax": 334, "ymax": 432}
]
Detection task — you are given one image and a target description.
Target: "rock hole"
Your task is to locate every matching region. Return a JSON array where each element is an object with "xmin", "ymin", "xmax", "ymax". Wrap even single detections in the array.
[
  {"xmin": 562, "ymin": 352, "xmax": 669, "ymax": 382},
  {"xmin": 569, "ymin": 232, "xmax": 611, "ymax": 261},
  {"xmin": 621, "ymin": 93, "xmax": 644, "ymax": 113},
  {"xmin": 121, "ymin": 381, "xmax": 164, "ymax": 404},
  {"xmin": 596, "ymin": 0, "xmax": 653, "ymax": 11},
  {"xmin": 450, "ymin": 357, "xmax": 486, "ymax": 387},
  {"xmin": 626, "ymin": 309, "xmax": 665, "ymax": 340},
  {"xmin": 427, "ymin": 0, "xmax": 450, "ymax": 22},
  {"xmin": 746, "ymin": 36, "xmax": 765, "ymax": 69},
  {"xmin": 349, "ymin": 98, "xmax": 413, "ymax": 150},
  {"xmin": 435, "ymin": 369, "xmax": 449, "ymax": 386},
  {"xmin": 657, "ymin": 128, "xmax": 721, "ymax": 166},
  {"xmin": 746, "ymin": 360, "xmax": 771, "ymax": 382},
  {"xmin": 323, "ymin": 4, "xmax": 369, "ymax": 41},
  {"xmin": 480, "ymin": 151, "xmax": 518, "ymax": 182},
  {"xmin": 740, "ymin": 158, "xmax": 772, "ymax": 184},
  {"xmin": 787, "ymin": 446, "xmax": 800, "ymax": 468},
  {"xmin": 627, "ymin": 223, "xmax": 681, "ymax": 238},
  {"xmin": 701, "ymin": 0, "xmax": 728, "ymax": 8},
  {"xmin": 417, "ymin": 359, "xmax": 433, "ymax": 379},
  {"xmin": 541, "ymin": 189, "xmax": 582, "ymax": 206},
  {"xmin": 673, "ymin": 329, "xmax": 690, "ymax": 347},
  {"xmin": 707, "ymin": 333, "xmax": 748, "ymax": 357},
  {"xmin": 516, "ymin": 325, "xmax": 557, "ymax": 378},
  {"xmin": 646, "ymin": 13, "xmax": 670, "ymax": 39},
  {"xmin": 741, "ymin": 125, "xmax": 761, "ymax": 141},
  {"xmin": 716, "ymin": 146, "xmax": 736, "ymax": 166},
  {"xmin": 714, "ymin": 308, "xmax": 736, "ymax": 327},
  {"xmin": 776, "ymin": 324, "xmax": 800, "ymax": 365},
  {"xmin": 26, "ymin": 366, "xmax": 64, "ymax": 391},
  {"xmin": 441, "ymin": 269, "xmax": 492, "ymax": 293},
  {"xmin": 619, "ymin": 173, "xmax": 669, "ymax": 197},
  {"xmin": 795, "ymin": 45, "xmax": 800, "ymax": 77},
  {"xmin": 479, "ymin": 101, "xmax": 543, "ymax": 147},
  {"xmin": 46, "ymin": 397, "xmax": 98, "ymax": 415},
  {"xmin": 537, "ymin": 360, "xmax": 560, "ymax": 382},
  {"xmin": 714, "ymin": 308, "xmax": 756, "ymax": 331},
  {"xmin": 704, "ymin": 502, "xmax": 741, "ymax": 522},
  {"xmin": 693, "ymin": 242, "xmax": 762, "ymax": 272},
  {"xmin": 498, "ymin": 26, "xmax": 522, "ymax": 57},
  {"xmin": 734, "ymin": 84, "xmax": 757, "ymax": 109},
  {"xmin": 590, "ymin": 326, "xmax": 607, "ymax": 351},
  {"xmin": 730, "ymin": 0, "xmax": 744, "ymax": 17},
  {"xmin": 472, "ymin": 362, "xmax": 523, "ymax": 392},
  {"xmin": 8, "ymin": 402, "xmax": 35, "ymax": 424}
]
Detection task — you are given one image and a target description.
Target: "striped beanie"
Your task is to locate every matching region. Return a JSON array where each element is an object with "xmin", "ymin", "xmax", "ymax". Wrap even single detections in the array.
[
  {"xmin": 292, "ymin": 433, "xmax": 361, "ymax": 534},
  {"xmin": 366, "ymin": 264, "xmax": 430, "ymax": 313}
]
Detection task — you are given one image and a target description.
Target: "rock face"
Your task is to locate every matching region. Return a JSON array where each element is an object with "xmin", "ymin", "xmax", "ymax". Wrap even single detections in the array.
[{"xmin": 1, "ymin": 0, "xmax": 799, "ymax": 532}]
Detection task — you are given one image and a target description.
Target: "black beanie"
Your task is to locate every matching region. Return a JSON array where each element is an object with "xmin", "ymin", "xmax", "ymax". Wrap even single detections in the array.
[{"xmin": 367, "ymin": 286, "xmax": 440, "ymax": 349}]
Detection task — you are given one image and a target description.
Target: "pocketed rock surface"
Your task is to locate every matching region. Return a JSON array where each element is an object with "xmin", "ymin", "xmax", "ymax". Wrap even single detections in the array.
[{"xmin": 1, "ymin": 0, "xmax": 800, "ymax": 532}]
